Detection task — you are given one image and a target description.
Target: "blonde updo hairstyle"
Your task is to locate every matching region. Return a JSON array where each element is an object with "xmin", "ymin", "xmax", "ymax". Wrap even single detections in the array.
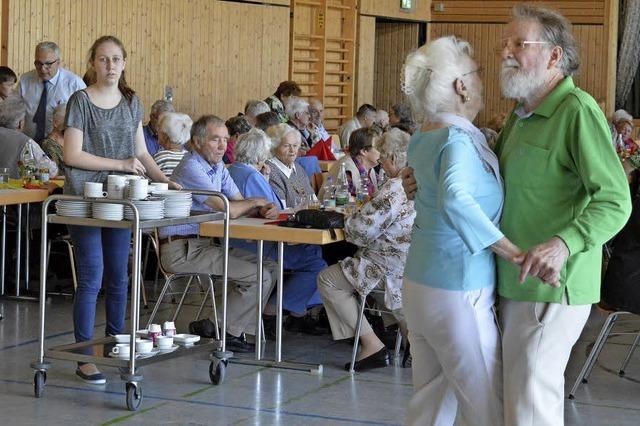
[{"xmin": 403, "ymin": 36, "xmax": 473, "ymax": 123}]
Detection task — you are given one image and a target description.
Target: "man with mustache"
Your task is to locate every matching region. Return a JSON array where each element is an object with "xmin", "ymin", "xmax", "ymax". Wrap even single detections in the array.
[{"xmin": 495, "ymin": 5, "xmax": 631, "ymax": 425}]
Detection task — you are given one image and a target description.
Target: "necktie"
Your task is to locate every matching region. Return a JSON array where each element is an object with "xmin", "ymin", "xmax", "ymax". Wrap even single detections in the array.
[{"xmin": 33, "ymin": 80, "xmax": 48, "ymax": 143}]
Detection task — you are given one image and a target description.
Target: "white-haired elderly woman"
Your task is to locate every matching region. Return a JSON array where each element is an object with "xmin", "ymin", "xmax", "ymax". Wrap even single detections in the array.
[
  {"xmin": 266, "ymin": 123, "xmax": 318, "ymax": 209},
  {"xmin": 231, "ymin": 127, "xmax": 328, "ymax": 335},
  {"xmin": 152, "ymin": 112, "xmax": 192, "ymax": 177},
  {"xmin": 41, "ymin": 103, "xmax": 67, "ymax": 175},
  {"xmin": 285, "ymin": 96, "xmax": 313, "ymax": 150},
  {"xmin": 0, "ymin": 96, "xmax": 58, "ymax": 178},
  {"xmin": 400, "ymin": 36, "xmax": 523, "ymax": 425},
  {"xmin": 317, "ymin": 128, "xmax": 415, "ymax": 372}
]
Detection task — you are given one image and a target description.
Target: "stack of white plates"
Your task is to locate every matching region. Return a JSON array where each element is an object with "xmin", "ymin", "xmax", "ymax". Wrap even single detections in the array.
[
  {"xmin": 124, "ymin": 197, "xmax": 165, "ymax": 221},
  {"xmin": 92, "ymin": 202, "xmax": 124, "ymax": 221},
  {"xmin": 152, "ymin": 190, "xmax": 192, "ymax": 218},
  {"xmin": 56, "ymin": 200, "xmax": 91, "ymax": 218}
]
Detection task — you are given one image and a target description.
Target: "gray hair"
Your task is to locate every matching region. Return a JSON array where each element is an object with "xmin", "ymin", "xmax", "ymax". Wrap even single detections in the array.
[
  {"xmin": 0, "ymin": 96, "xmax": 27, "ymax": 129},
  {"xmin": 244, "ymin": 100, "xmax": 270, "ymax": 118},
  {"xmin": 267, "ymin": 123, "xmax": 301, "ymax": 155},
  {"xmin": 191, "ymin": 115, "xmax": 225, "ymax": 142},
  {"xmin": 512, "ymin": 4, "xmax": 580, "ymax": 76},
  {"xmin": 403, "ymin": 36, "xmax": 473, "ymax": 122},
  {"xmin": 35, "ymin": 41, "xmax": 60, "ymax": 58},
  {"xmin": 53, "ymin": 103, "xmax": 67, "ymax": 123},
  {"xmin": 284, "ymin": 97, "xmax": 309, "ymax": 121},
  {"xmin": 159, "ymin": 112, "xmax": 192, "ymax": 145},
  {"xmin": 234, "ymin": 128, "xmax": 272, "ymax": 165},
  {"xmin": 612, "ymin": 109, "xmax": 634, "ymax": 125},
  {"xmin": 378, "ymin": 128, "xmax": 410, "ymax": 169},
  {"xmin": 150, "ymin": 99, "xmax": 175, "ymax": 116}
]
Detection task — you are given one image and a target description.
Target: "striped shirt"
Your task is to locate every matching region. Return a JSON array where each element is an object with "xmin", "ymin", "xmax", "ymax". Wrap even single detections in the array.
[{"xmin": 153, "ymin": 149, "xmax": 186, "ymax": 177}]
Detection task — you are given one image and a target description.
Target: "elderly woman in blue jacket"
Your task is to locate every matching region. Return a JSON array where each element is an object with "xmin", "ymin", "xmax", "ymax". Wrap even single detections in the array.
[
  {"xmin": 400, "ymin": 36, "xmax": 523, "ymax": 426},
  {"xmin": 228, "ymin": 128, "xmax": 327, "ymax": 335}
]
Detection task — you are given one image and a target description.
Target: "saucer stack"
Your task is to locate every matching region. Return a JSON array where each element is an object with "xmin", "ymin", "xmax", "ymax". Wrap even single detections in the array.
[
  {"xmin": 152, "ymin": 190, "xmax": 192, "ymax": 218},
  {"xmin": 92, "ymin": 202, "xmax": 124, "ymax": 221},
  {"xmin": 55, "ymin": 200, "xmax": 92, "ymax": 218},
  {"xmin": 124, "ymin": 196, "xmax": 165, "ymax": 221}
]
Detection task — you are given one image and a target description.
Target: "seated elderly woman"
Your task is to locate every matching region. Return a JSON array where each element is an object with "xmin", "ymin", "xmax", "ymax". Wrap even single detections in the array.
[
  {"xmin": 153, "ymin": 112, "xmax": 192, "ymax": 177},
  {"xmin": 318, "ymin": 127, "xmax": 380, "ymax": 201},
  {"xmin": 41, "ymin": 103, "xmax": 67, "ymax": 175},
  {"xmin": 229, "ymin": 128, "xmax": 328, "ymax": 334},
  {"xmin": 317, "ymin": 127, "xmax": 415, "ymax": 371},
  {"xmin": 266, "ymin": 123, "xmax": 319, "ymax": 209},
  {"xmin": 224, "ymin": 115, "xmax": 252, "ymax": 164},
  {"xmin": 0, "ymin": 96, "xmax": 58, "ymax": 178},
  {"xmin": 285, "ymin": 96, "xmax": 314, "ymax": 150}
]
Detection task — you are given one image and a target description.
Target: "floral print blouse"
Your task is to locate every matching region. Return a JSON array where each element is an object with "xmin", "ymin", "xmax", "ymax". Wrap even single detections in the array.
[{"xmin": 339, "ymin": 177, "xmax": 416, "ymax": 310}]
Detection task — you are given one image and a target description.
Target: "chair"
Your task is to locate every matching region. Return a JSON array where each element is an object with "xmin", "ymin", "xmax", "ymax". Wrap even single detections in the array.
[
  {"xmin": 145, "ymin": 229, "xmax": 219, "ymax": 339},
  {"xmin": 349, "ymin": 289, "xmax": 403, "ymax": 373},
  {"xmin": 46, "ymin": 234, "xmax": 77, "ymax": 292},
  {"xmin": 568, "ymin": 310, "xmax": 640, "ymax": 399}
]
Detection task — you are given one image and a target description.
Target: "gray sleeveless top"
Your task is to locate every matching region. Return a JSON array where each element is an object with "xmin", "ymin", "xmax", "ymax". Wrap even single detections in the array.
[{"xmin": 63, "ymin": 90, "xmax": 143, "ymax": 195}]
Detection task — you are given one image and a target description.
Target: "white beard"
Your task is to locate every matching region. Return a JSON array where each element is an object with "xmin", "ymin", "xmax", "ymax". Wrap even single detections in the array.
[{"xmin": 500, "ymin": 60, "xmax": 547, "ymax": 102}]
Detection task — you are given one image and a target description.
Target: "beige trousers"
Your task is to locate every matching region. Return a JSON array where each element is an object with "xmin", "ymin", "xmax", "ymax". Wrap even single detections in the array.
[
  {"xmin": 160, "ymin": 238, "xmax": 276, "ymax": 337},
  {"xmin": 500, "ymin": 297, "xmax": 591, "ymax": 426}
]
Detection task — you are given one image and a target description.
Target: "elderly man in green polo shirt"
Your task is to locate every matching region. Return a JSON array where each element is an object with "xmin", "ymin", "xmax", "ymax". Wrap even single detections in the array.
[{"xmin": 495, "ymin": 5, "xmax": 631, "ymax": 425}]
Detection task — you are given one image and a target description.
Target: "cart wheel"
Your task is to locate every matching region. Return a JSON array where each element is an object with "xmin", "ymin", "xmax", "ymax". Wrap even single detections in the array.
[
  {"xmin": 34, "ymin": 371, "xmax": 46, "ymax": 398},
  {"xmin": 125, "ymin": 382, "xmax": 143, "ymax": 411},
  {"xmin": 209, "ymin": 360, "xmax": 227, "ymax": 385}
]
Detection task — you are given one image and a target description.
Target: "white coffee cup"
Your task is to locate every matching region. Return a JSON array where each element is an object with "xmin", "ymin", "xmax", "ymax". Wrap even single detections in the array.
[
  {"xmin": 107, "ymin": 175, "xmax": 127, "ymax": 199},
  {"xmin": 128, "ymin": 179, "xmax": 149, "ymax": 200},
  {"xmin": 136, "ymin": 339, "xmax": 154, "ymax": 354},
  {"xmin": 149, "ymin": 182, "xmax": 169, "ymax": 192},
  {"xmin": 163, "ymin": 321, "xmax": 176, "ymax": 337},
  {"xmin": 111, "ymin": 343, "xmax": 131, "ymax": 357},
  {"xmin": 114, "ymin": 334, "xmax": 131, "ymax": 344},
  {"xmin": 84, "ymin": 182, "xmax": 107, "ymax": 198},
  {"xmin": 156, "ymin": 335, "xmax": 173, "ymax": 349}
]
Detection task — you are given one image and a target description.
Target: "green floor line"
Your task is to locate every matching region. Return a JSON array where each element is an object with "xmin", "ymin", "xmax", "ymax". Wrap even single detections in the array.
[{"xmin": 100, "ymin": 403, "xmax": 165, "ymax": 426}]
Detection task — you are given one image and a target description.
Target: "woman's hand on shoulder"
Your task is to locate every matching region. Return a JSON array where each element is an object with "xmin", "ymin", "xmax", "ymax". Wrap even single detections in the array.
[{"xmin": 120, "ymin": 157, "xmax": 146, "ymax": 175}]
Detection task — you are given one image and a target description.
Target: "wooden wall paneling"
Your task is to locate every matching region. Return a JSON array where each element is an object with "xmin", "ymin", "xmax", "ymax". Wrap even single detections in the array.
[
  {"xmin": 360, "ymin": 0, "xmax": 430, "ymax": 21},
  {"xmin": 262, "ymin": 5, "xmax": 290, "ymax": 101},
  {"xmin": 604, "ymin": 0, "xmax": 617, "ymax": 115},
  {"xmin": 431, "ymin": 1, "xmax": 605, "ymax": 24},
  {"xmin": 356, "ymin": 15, "xmax": 375, "ymax": 107}
]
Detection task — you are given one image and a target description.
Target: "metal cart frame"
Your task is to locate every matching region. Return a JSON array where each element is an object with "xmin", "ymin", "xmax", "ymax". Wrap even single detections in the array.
[{"xmin": 30, "ymin": 191, "xmax": 230, "ymax": 411}]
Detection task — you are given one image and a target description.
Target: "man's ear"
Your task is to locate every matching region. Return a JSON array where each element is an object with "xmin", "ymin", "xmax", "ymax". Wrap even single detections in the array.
[{"xmin": 548, "ymin": 46, "xmax": 563, "ymax": 70}]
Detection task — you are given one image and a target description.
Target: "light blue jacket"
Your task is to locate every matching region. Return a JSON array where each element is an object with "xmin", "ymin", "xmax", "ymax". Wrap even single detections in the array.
[{"xmin": 404, "ymin": 126, "xmax": 504, "ymax": 291}]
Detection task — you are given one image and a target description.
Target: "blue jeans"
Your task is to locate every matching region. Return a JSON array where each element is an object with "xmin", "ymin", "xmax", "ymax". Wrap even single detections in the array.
[{"xmin": 69, "ymin": 226, "xmax": 132, "ymax": 343}]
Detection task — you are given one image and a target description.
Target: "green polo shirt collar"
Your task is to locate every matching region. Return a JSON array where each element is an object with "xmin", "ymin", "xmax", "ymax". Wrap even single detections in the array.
[{"xmin": 528, "ymin": 76, "xmax": 575, "ymax": 118}]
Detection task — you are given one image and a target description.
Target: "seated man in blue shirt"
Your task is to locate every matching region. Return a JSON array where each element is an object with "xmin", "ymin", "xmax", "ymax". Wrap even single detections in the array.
[
  {"xmin": 143, "ymin": 100, "xmax": 175, "ymax": 156},
  {"xmin": 159, "ymin": 115, "xmax": 279, "ymax": 353}
]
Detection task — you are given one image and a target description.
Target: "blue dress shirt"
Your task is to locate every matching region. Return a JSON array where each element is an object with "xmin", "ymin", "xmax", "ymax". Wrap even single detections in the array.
[
  {"xmin": 143, "ymin": 125, "xmax": 161, "ymax": 156},
  {"xmin": 404, "ymin": 126, "xmax": 504, "ymax": 291},
  {"xmin": 159, "ymin": 151, "xmax": 240, "ymax": 238},
  {"xmin": 18, "ymin": 67, "xmax": 86, "ymax": 140}
]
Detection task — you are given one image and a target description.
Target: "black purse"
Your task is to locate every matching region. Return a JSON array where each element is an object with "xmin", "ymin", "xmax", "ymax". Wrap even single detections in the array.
[{"xmin": 278, "ymin": 209, "xmax": 345, "ymax": 238}]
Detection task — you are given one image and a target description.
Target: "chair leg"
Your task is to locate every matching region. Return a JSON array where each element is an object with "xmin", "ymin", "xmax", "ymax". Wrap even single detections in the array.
[
  {"xmin": 349, "ymin": 294, "xmax": 367, "ymax": 373},
  {"xmin": 64, "ymin": 241, "xmax": 78, "ymax": 291},
  {"xmin": 139, "ymin": 272, "xmax": 148, "ymax": 309},
  {"xmin": 393, "ymin": 328, "xmax": 403, "ymax": 364},
  {"xmin": 171, "ymin": 276, "xmax": 194, "ymax": 322},
  {"xmin": 569, "ymin": 312, "xmax": 620, "ymax": 399},
  {"xmin": 619, "ymin": 330, "xmax": 640, "ymax": 376},
  {"xmin": 207, "ymin": 276, "xmax": 220, "ymax": 341},
  {"xmin": 195, "ymin": 286, "xmax": 210, "ymax": 321},
  {"xmin": 147, "ymin": 276, "xmax": 173, "ymax": 329},
  {"xmin": 142, "ymin": 236, "xmax": 151, "ymax": 280}
]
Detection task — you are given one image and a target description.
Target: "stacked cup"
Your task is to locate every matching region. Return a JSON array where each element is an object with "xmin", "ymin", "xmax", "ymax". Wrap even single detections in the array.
[
  {"xmin": 149, "ymin": 182, "xmax": 169, "ymax": 193},
  {"xmin": 128, "ymin": 179, "xmax": 149, "ymax": 200},
  {"xmin": 107, "ymin": 175, "xmax": 127, "ymax": 200},
  {"xmin": 83, "ymin": 182, "xmax": 107, "ymax": 199}
]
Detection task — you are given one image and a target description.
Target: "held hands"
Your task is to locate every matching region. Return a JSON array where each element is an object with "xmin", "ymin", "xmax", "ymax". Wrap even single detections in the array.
[
  {"xmin": 399, "ymin": 167, "xmax": 417, "ymax": 200},
  {"xmin": 122, "ymin": 158, "xmax": 146, "ymax": 175},
  {"xmin": 515, "ymin": 237, "xmax": 569, "ymax": 288},
  {"xmin": 258, "ymin": 202, "xmax": 279, "ymax": 219}
]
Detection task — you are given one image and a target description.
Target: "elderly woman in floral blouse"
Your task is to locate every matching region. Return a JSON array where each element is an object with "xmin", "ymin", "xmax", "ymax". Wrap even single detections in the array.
[{"xmin": 317, "ymin": 127, "xmax": 415, "ymax": 371}]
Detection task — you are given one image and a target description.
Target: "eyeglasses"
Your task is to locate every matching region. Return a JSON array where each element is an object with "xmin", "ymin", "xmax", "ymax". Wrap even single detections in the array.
[
  {"xmin": 34, "ymin": 59, "xmax": 59, "ymax": 69},
  {"xmin": 501, "ymin": 38, "xmax": 550, "ymax": 52},
  {"xmin": 461, "ymin": 66, "xmax": 484, "ymax": 77}
]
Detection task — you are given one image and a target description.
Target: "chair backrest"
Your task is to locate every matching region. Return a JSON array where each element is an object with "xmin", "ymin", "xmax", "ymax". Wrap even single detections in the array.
[{"xmin": 151, "ymin": 228, "xmax": 174, "ymax": 279}]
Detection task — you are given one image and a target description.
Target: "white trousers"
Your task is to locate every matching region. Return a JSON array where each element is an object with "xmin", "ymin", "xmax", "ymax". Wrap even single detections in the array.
[
  {"xmin": 403, "ymin": 279, "xmax": 503, "ymax": 426},
  {"xmin": 500, "ymin": 297, "xmax": 591, "ymax": 426}
]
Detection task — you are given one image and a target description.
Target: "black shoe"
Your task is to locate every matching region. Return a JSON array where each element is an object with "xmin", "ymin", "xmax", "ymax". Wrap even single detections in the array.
[
  {"xmin": 314, "ymin": 308, "xmax": 331, "ymax": 334},
  {"xmin": 344, "ymin": 347, "xmax": 390, "ymax": 372},
  {"xmin": 284, "ymin": 315, "xmax": 324, "ymax": 336},
  {"xmin": 225, "ymin": 333, "xmax": 255, "ymax": 353},
  {"xmin": 189, "ymin": 319, "xmax": 217, "ymax": 338}
]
